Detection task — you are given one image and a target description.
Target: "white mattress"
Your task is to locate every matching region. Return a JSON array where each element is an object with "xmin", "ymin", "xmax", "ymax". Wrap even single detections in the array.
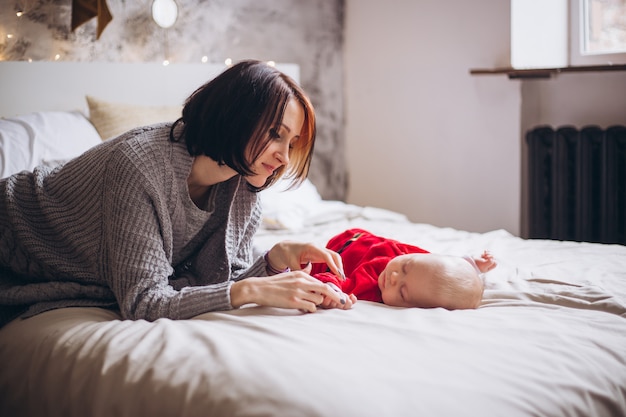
[{"xmin": 1, "ymin": 203, "xmax": 625, "ymax": 417}]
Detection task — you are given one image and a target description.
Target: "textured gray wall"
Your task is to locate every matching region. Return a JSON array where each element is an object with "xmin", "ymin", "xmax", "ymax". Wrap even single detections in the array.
[{"xmin": 0, "ymin": 0, "xmax": 346, "ymax": 199}]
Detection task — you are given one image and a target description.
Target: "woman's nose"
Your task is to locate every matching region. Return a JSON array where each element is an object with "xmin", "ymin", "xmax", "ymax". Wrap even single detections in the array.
[{"xmin": 275, "ymin": 144, "xmax": 290, "ymax": 165}]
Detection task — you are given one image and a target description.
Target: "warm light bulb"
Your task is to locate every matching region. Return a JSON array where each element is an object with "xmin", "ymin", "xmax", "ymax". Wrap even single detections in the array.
[
  {"xmin": 54, "ymin": 54, "xmax": 61, "ymax": 60},
  {"xmin": 225, "ymin": 58, "xmax": 232, "ymax": 66},
  {"xmin": 16, "ymin": 11, "xmax": 23, "ymax": 17},
  {"xmin": 267, "ymin": 60, "xmax": 276, "ymax": 67},
  {"xmin": 6, "ymin": 34, "xmax": 13, "ymax": 39}
]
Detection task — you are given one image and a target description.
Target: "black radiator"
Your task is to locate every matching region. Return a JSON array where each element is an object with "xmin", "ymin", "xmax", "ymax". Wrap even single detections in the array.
[{"xmin": 526, "ymin": 125, "xmax": 626, "ymax": 245}]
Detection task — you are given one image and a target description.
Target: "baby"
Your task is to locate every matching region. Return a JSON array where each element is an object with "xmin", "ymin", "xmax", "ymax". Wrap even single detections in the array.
[{"xmin": 310, "ymin": 228, "xmax": 496, "ymax": 310}]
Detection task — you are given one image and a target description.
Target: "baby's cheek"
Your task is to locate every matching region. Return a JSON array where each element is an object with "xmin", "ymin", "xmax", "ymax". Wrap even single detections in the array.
[{"xmin": 380, "ymin": 289, "xmax": 392, "ymax": 305}]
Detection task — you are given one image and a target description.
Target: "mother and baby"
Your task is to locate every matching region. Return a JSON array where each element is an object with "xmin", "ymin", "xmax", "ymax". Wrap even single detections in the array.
[{"xmin": 0, "ymin": 60, "xmax": 496, "ymax": 327}]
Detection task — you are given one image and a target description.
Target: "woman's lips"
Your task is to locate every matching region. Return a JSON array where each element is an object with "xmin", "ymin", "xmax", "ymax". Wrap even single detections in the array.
[{"xmin": 262, "ymin": 163, "xmax": 276, "ymax": 174}]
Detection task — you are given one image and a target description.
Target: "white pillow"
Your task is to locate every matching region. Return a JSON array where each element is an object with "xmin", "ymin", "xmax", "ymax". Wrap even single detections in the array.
[
  {"xmin": 0, "ymin": 111, "xmax": 102, "ymax": 178},
  {"xmin": 260, "ymin": 178, "xmax": 323, "ymax": 230}
]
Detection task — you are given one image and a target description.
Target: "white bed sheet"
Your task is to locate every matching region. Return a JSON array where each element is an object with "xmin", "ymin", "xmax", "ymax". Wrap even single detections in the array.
[{"xmin": 1, "ymin": 201, "xmax": 625, "ymax": 417}]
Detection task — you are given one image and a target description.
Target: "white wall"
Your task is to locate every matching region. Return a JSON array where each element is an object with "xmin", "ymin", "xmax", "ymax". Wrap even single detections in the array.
[
  {"xmin": 521, "ymin": 72, "xmax": 626, "ymax": 129},
  {"xmin": 344, "ymin": 0, "xmax": 522, "ymax": 235}
]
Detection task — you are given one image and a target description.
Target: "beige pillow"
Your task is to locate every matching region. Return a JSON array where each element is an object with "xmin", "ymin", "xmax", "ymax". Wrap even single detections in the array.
[{"xmin": 86, "ymin": 95, "xmax": 182, "ymax": 140}]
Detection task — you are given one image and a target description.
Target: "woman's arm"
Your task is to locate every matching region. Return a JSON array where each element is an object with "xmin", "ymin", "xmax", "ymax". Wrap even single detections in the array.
[{"xmin": 99, "ymin": 148, "xmax": 181, "ymax": 320}]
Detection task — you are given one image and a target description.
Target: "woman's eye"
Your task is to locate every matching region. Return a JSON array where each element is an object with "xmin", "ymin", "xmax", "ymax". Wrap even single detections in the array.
[{"xmin": 269, "ymin": 128, "xmax": 280, "ymax": 139}]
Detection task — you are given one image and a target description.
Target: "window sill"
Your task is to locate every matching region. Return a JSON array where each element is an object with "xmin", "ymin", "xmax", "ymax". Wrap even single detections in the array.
[{"xmin": 469, "ymin": 64, "xmax": 626, "ymax": 79}]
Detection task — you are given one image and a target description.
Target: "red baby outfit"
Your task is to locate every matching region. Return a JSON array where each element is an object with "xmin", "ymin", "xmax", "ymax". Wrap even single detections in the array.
[{"xmin": 310, "ymin": 228, "xmax": 429, "ymax": 302}]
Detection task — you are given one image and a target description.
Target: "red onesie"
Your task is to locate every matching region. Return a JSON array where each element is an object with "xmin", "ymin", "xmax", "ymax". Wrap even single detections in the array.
[{"xmin": 310, "ymin": 228, "xmax": 429, "ymax": 302}]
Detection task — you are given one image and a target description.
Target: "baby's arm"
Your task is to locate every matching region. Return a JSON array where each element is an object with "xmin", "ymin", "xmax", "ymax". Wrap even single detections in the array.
[{"xmin": 473, "ymin": 250, "xmax": 497, "ymax": 273}]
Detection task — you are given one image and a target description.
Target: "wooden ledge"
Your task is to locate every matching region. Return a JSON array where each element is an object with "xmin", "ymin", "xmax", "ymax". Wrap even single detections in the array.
[{"xmin": 469, "ymin": 64, "xmax": 626, "ymax": 79}]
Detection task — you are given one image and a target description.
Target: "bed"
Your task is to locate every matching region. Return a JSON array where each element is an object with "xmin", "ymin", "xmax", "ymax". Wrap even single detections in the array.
[{"xmin": 1, "ymin": 62, "xmax": 625, "ymax": 417}]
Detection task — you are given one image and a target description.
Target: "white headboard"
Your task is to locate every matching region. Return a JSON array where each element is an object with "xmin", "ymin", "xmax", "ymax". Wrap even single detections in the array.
[{"xmin": 0, "ymin": 62, "xmax": 300, "ymax": 118}]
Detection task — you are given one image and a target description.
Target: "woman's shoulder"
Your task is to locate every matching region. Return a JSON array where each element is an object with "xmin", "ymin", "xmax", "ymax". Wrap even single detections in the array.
[
  {"xmin": 113, "ymin": 123, "xmax": 176, "ymax": 152},
  {"xmin": 106, "ymin": 124, "xmax": 191, "ymax": 172}
]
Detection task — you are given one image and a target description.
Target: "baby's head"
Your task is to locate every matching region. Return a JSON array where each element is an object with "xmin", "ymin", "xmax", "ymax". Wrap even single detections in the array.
[{"xmin": 377, "ymin": 253, "xmax": 484, "ymax": 309}]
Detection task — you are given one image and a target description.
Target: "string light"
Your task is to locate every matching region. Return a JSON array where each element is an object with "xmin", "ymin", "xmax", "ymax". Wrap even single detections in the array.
[
  {"xmin": 3, "ymin": 5, "xmax": 279, "ymax": 67},
  {"xmin": 2, "ymin": 6, "xmax": 24, "ymax": 61}
]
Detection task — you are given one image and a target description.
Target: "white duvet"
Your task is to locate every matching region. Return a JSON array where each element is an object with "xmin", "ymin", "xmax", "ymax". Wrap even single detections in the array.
[{"xmin": 1, "ymin": 202, "xmax": 625, "ymax": 417}]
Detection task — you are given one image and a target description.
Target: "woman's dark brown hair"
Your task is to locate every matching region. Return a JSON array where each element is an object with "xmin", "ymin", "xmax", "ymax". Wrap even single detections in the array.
[{"xmin": 170, "ymin": 59, "xmax": 316, "ymax": 190}]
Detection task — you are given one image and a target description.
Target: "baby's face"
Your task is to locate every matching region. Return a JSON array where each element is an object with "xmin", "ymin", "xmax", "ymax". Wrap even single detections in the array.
[
  {"xmin": 378, "ymin": 254, "xmax": 439, "ymax": 308},
  {"xmin": 377, "ymin": 253, "xmax": 480, "ymax": 309}
]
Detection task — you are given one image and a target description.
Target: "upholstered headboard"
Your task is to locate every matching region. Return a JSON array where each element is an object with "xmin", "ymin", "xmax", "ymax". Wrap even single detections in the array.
[{"xmin": 0, "ymin": 61, "xmax": 300, "ymax": 117}]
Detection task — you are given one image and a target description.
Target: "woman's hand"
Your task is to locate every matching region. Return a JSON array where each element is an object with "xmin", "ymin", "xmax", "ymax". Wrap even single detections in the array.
[
  {"xmin": 230, "ymin": 263, "xmax": 348, "ymax": 312},
  {"xmin": 265, "ymin": 240, "xmax": 345, "ymax": 280},
  {"xmin": 318, "ymin": 283, "xmax": 357, "ymax": 310}
]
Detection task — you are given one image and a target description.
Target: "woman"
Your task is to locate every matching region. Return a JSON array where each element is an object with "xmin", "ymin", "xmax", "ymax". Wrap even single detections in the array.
[{"xmin": 0, "ymin": 60, "xmax": 351, "ymax": 327}]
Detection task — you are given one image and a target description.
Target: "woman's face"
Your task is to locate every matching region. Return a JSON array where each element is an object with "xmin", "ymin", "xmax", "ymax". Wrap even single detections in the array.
[{"xmin": 244, "ymin": 98, "xmax": 305, "ymax": 188}]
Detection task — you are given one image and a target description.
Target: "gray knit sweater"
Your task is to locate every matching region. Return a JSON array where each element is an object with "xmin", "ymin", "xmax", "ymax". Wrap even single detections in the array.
[{"xmin": 0, "ymin": 123, "xmax": 267, "ymax": 326}]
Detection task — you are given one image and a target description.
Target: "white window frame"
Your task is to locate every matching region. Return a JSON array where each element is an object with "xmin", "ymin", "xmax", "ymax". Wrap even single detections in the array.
[{"xmin": 570, "ymin": 0, "xmax": 626, "ymax": 65}]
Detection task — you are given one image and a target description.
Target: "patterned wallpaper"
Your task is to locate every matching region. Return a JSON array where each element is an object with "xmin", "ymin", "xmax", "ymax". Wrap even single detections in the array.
[{"xmin": 0, "ymin": 0, "xmax": 347, "ymax": 199}]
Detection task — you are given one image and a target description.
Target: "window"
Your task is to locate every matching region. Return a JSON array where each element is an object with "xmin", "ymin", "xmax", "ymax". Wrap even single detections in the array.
[
  {"xmin": 511, "ymin": 0, "xmax": 568, "ymax": 69},
  {"xmin": 570, "ymin": 0, "xmax": 626, "ymax": 65}
]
